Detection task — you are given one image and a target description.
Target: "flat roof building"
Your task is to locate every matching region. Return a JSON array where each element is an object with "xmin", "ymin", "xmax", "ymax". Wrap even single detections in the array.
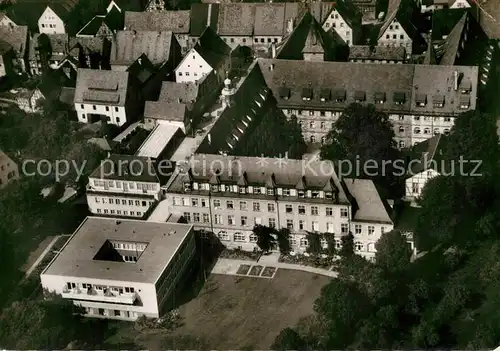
[{"xmin": 41, "ymin": 217, "xmax": 196, "ymax": 321}]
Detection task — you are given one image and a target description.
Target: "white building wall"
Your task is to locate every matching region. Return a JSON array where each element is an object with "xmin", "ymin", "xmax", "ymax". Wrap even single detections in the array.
[
  {"xmin": 157, "ymin": 119, "xmax": 186, "ymax": 134},
  {"xmin": 405, "ymin": 169, "xmax": 440, "ymax": 200},
  {"xmin": 350, "ymin": 221, "xmax": 394, "ymax": 259},
  {"xmin": 322, "ymin": 9, "xmax": 354, "ymax": 46},
  {"xmin": 378, "ymin": 19, "xmax": 412, "ymax": 56},
  {"xmin": 86, "ymin": 193, "xmax": 156, "ymax": 217},
  {"xmin": 450, "ymin": 0, "xmax": 471, "ymax": 8},
  {"xmin": 75, "ymin": 103, "xmax": 127, "ymax": 126},
  {"xmin": 38, "ymin": 6, "xmax": 65, "ymax": 34},
  {"xmin": 40, "ymin": 274, "xmax": 159, "ymax": 320},
  {"xmin": 0, "ymin": 15, "xmax": 17, "ymax": 27},
  {"xmin": 174, "ymin": 49, "xmax": 212, "ymax": 83}
]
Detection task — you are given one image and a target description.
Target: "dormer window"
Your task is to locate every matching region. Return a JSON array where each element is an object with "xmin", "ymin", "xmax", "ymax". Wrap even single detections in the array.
[
  {"xmin": 298, "ymin": 190, "xmax": 305, "ymax": 198},
  {"xmin": 279, "ymin": 87, "xmax": 290, "ymax": 100},
  {"xmin": 282, "ymin": 188, "xmax": 290, "ymax": 196},
  {"xmin": 354, "ymin": 90, "xmax": 365, "ymax": 102},
  {"xmin": 254, "ymin": 187, "xmax": 262, "ymax": 194},
  {"xmin": 211, "ymin": 184, "xmax": 219, "ymax": 192},
  {"xmin": 374, "ymin": 92, "xmax": 386, "ymax": 104},
  {"xmin": 320, "ymin": 88, "xmax": 331, "ymax": 102},
  {"xmin": 267, "ymin": 188, "xmax": 274, "ymax": 195},
  {"xmin": 325, "ymin": 191, "xmax": 333, "ymax": 199},
  {"xmin": 393, "ymin": 92, "xmax": 406, "ymax": 105},
  {"xmin": 333, "ymin": 89, "xmax": 346, "ymax": 103},
  {"xmin": 239, "ymin": 186, "xmax": 246, "ymax": 194},
  {"xmin": 459, "ymin": 94, "xmax": 470, "ymax": 109},
  {"xmin": 432, "ymin": 94, "xmax": 445, "ymax": 108},
  {"xmin": 460, "ymin": 80, "xmax": 472, "ymax": 94},
  {"xmin": 416, "ymin": 93, "xmax": 426, "ymax": 107},
  {"xmin": 183, "ymin": 182, "xmax": 192, "ymax": 191},
  {"xmin": 311, "ymin": 191, "xmax": 320, "ymax": 198},
  {"xmin": 302, "ymin": 88, "xmax": 313, "ymax": 101}
]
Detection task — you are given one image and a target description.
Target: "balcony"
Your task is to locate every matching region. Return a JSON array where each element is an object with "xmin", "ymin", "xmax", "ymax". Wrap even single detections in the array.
[{"xmin": 62, "ymin": 287, "xmax": 137, "ymax": 305}]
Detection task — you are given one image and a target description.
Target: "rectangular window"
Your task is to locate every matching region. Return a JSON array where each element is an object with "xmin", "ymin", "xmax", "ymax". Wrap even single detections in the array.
[
  {"xmin": 191, "ymin": 198, "xmax": 198, "ymax": 207},
  {"xmin": 286, "ymin": 219, "xmax": 294, "ymax": 230},
  {"xmin": 183, "ymin": 212, "xmax": 191, "ymax": 222},
  {"xmin": 341, "ymin": 223, "xmax": 348, "ymax": 234},
  {"xmin": 268, "ymin": 203, "xmax": 275, "ymax": 212},
  {"xmin": 311, "ymin": 206, "xmax": 319, "ymax": 215},
  {"xmin": 214, "ymin": 214, "xmax": 223, "ymax": 224},
  {"xmin": 193, "ymin": 213, "xmax": 200, "ymax": 222},
  {"xmin": 203, "ymin": 213, "xmax": 210, "ymax": 223},
  {"xmin": 241, "ymin": 216, "xmax": 247, "ymax": 226},
  {"xmin": 326, "ymin": 222, "xmax": 334, "ymax": 233},
  {"xmin": 253, "ymin": 202, "xmax": 260, "ymax": 211},
  {"xmin": 285, "ymin": 204, "xmax": 293, "ymax": 213},
  {"xmin": 368, "ymin": 226, "xmax": 375, "ymax": 235},
  {"xmin": 226, "ymin": 200, "xmax": 234, "ymax": 209},
  {"xmin": 213, "ymin": 199, "xmax": 221, "ymax": 208},
  {"xmin": 240, "ymin": 201, "xmax": 247, "ymax": 210},
  {"xmin": 326, "ymin": 207, "xmax": 333, "ymax": 216},
  {"xmin": 312, "ymin": 221, "xmax": 319, "ymax": 232},
  {"xmin": 228, "ymin": 215, "xmax": 235, "ymax": 225},
  {"xmin": 299, "ymin": 220, "xmax": 305, "ymax": 230},
  {"xmin": 298, "ymin": 205, "xmax": 305, "ymax": 214},
  {"xmin": 355, "ymin": 224, "xmax": 362, "ymax": 234},
  {"xmin": 340, "ymin": 208, "xmax": 348, "ymax": 217},
  {"xmin": 269, "ymin": 218, "xmax": 276, "ymax": 228}
]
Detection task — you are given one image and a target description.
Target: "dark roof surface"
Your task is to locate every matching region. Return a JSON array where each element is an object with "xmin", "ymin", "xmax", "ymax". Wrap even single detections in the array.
[
  {"xmin": 194, "ymin": 26, "xmax": 231, "ymax": 68},
  {"xmin": 189, "ymin": 3, "xmax": 219, "ymax": 36}
]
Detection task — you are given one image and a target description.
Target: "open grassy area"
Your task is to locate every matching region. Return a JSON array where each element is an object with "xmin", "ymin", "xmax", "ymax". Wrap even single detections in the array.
[{"xmin": 114, "ymin": 270, "xmax": 331, "ymax": 349}]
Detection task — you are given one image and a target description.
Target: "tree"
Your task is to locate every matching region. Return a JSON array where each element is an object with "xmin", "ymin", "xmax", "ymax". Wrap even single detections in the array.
[
  {"xmin": 375, "ymin": 230, "xmax": 412, "ymax": 274},
  {"xmin": 271, "ymin": 328, "xmax": 306, "ymax": 351},
  {"xmin": 320, "ymin": 103, "xmax": 399, "ymax": 180},
  {"xmin": 276, "ymin": 228, "xmax": 291, "ymax": 255},
  {"xmin": 339, "ymin": 233, "xmax": 354, "ymax": 258},
  {"xmin": 314, "ymin": 280, "xmax": 371, "ymax": 348},
  {"xmin": 323, "ymin": 233, "xmax": 336, "ymax": 256},
  {"xmin": 305, "ymin": 232, "xmax": 322, "ymax": 255},
  {"xmin": 253, "ymin": 225, "xmax": 276, "ymax": 253}
]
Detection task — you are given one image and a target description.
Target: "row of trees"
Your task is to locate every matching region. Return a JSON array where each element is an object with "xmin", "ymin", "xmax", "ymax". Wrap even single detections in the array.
[{"xmin": 271, "ymin": 104, "xmax": 500, "ymax": 349}]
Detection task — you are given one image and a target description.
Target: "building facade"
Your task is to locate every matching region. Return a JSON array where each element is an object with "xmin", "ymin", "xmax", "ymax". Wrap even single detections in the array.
[
  {"xmin": 165, "ymin": 154, "xmax": 394, "ymax": 260},
  {"xmin": 86, "ymin": 155, "xmax": 165, "ymax": 218},
  {"xmin": 0, "ymin": 150, "xmax": 19, "ymax": 189},
  {"xmin": 41, "ymin": 218, "xmax": 196, "ymax": 321},
  {"xmin": 257, "ymin": 59, "xmax": 478, "ymax": 148}
]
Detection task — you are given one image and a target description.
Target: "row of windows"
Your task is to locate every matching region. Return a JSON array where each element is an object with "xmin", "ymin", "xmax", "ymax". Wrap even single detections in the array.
[
  {"xmin": 40, "ymin": 23, "xmax": 57, "ymax": 28},
  {"xmin": 398, "ymin": 126, "xmax": 450, "ymax": 135},
  {"xmin": 174, "ymin": 197, "xmax": 348, "ymax": 217},
  {"xmin": 93, "ymin": 180, "xmax": 157, "ymax": 191},
  {"xmin": 385, "ymin": 34, "xmax": 406, "ymax": 40},
  {"xmin": 95, "ymin": 197, "xmax": 153, "ymax": 207},
  {"xmin": 80, "ymin": 104, "xmax": 119, "ymax": 112},
  {"xmin": 82, "ymin": 114, "xmax": 120, "ymax": 123},
  {"xmin": 86, "ymin": 307, "xmax": 135, "ymax": 318},
  {"xmin": 324, "ymin": 22, "xmax": 348, "ymax": 31},
  {"xmin": 111, "ymin": 241, "xmax": 147, "ymax": 252},
  {"xmin": 66, "ymin": 282, "xmax": 135, "ymax": 294},
  {"xmin": 96, "ymin": 208, "xmax": 143, "ymax": 216}
]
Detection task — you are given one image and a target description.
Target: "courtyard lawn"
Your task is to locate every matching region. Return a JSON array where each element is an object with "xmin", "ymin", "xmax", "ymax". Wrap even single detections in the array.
[{"xmin": 132, "ymin": 270, "xmax": 331, "ymax": 349}]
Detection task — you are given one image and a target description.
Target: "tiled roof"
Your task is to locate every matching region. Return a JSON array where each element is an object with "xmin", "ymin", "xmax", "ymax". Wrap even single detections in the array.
[
  {"xmin": 144, "ymin": 101, "xmax": 187, "ymax": 121},
  {"xmin": 254, "ymin": 3, "xmax": 286, "ymax": 36},
  {"xmin": 189, "ymin": 3, "xmax": 219, "ymax": 37},
  {"xmin": 170, "ymin": 153, "xmax": 351, "ymax": 205},
  {"xmin": 348, "ymin": 45, "xmax": 406, "ymax": 61},
  {"xmin": 345, "ymin": 179, "xmax": 393, "ymax": 224},
  {"xmin": 29, "ymin": 33, "xmax": 70, "ymax": 61},
  {"xmin": 70, "ymin": 37, "xmax": 106, "ymax": 53},
  {"xmin": 158, "ymin": 81, "xmax": 199, "ymax": 104},
  {"xmin": 193, "ymin": 26, "xmax": 231, "ymax": 69},
  {"xmin": 258, "ymin": 59, "xmax": 478, "ymax": 116},
  {"xmin": 110, "ymin": 30, "xmax": 174, "ymax": 66},
  {"xmin": 431, "ymin": 8, "xmax": 467, "ymax": 41},
  {"xmin": 407, "ymin": 134, "xmax": 444, "ymax": 175},
  {"xmin": 0, "ymin": 25, "xmax": 27, "ymax": 57},
  {"xmin": 438, "ymin": 12, "xmax": 467, "ymax": 66},
  {"xmin": 126, "ymin": 54, "xmax": 157, "ymax": 85},
  {"xmin": 124, "ymin": 10, "xmax": 190, "ymax": 33},
  {"xmin": 217, "ymin": 4, "xmax": 255, "ymax": 36},
  {"xmin": 59, "ymin": 86, "xmax": 75, "ymax": 105},
  {"xmin": 0, "ymin": 39, "xmax": 12, "ymax": 55},
  {"xmin": 74, "ymin": 68, "xmax": 129, "ymax": 106},
  {"xmin": 46, "ymin": 0, "xmax": 79, "ymax": 21},
  {"xmin": 378, "ymin": 0, "xmax": 420, "ymax": 40}
]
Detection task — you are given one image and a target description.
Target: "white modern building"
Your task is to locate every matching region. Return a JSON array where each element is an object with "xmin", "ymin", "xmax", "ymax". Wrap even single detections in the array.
[
  {"xmin": 165, "ymin": 154, "xmax": 396, "ymax": 260},
  {"xmin": 74, "ymin": 68, "xmax": 136, "ymax": 127},
  {"xmin": 86, "ymin": 154, "xmax": 170, "ymax": 219},
  {"xmin": 41, "ymin": 217, "xmax": 196, "ymax": 321}
]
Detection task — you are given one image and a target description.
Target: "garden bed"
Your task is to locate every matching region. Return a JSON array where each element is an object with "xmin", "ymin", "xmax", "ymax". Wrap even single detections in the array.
[
  {"xmin": 261, "ymin": 267, "xmax": 276, "ymax": 277},
  {"xmin": 248, "ymin": 265, "xmax": 263, "ymax": 276},
  {"xmin": 236, "ymin": 264, "xmax": 251, "ymax": 275},
  {"xmin": 219, "ymin": 248, "xmax": 260, "ymax": 261},
  {"xmin": 279, "ymin": 254, "xmax": 338, "ymax": 270}
]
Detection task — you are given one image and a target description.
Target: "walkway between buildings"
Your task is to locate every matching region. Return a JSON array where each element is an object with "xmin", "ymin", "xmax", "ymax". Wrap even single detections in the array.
[{"xmin": 24, "ymin": 234, "xmax": 71, "ymax": 278}]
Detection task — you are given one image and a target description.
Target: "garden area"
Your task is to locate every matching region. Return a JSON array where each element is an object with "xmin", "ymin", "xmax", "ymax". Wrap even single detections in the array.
[{"xmin": 219, "ymin": 248, "xmax": 261, "ymax": 261}]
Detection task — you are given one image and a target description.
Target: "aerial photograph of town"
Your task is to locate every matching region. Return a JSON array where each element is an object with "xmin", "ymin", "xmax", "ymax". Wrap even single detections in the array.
[{"xmin": 0, "ymin": 0, "xmax": 499, "ymax": 348}]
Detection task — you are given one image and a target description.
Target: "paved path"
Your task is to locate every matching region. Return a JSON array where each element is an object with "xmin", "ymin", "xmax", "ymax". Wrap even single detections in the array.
[
  {"xmin": 24, "ymin": 234, "xmax": 70, "ymax": 277},
  {"xmin": 211, "ymin": 258, "xmax": 338, "ymax": 278}
]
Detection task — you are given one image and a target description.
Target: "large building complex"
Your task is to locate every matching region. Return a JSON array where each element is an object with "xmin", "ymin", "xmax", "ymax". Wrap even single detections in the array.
[
  {"xmin": 41, "ymin": 217, "xmax": 196, "ymax": 320},
  {"xmin": 257, "ymin": 59, "xmax": 478, "ymax": 148},
  {"xmin": 165, "ymin": 154, "xmax": 396, "ymax": 260}
]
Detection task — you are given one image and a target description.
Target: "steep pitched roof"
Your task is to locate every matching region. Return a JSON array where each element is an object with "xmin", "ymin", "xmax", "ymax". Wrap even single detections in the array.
[
  {"xmin": 77, "ymin": 7, "xmax": 123, "ymax": 36},
  {"xmin": 422, "ymin": 39, "xmax": 437, "ymax": 64},
  {"xmin": 74, "ymin": 68, "xmax": 129, "ymax": 106},
  {"xmin": 439, "ymin": 12, "xmax": 467, "ymax": 66},
  {"xmin": 158, "ymin": 81, "xmax": 199, "ymax": 104},
  {"xmin": 378, "ymin": 0, "xmax": 419, "ymax": 40},
  {"xmin": 126, "ymin": 54, "xmax": 157, "ymax": 85},
  {"xmin": 349, "ymin": 45, "xmax": 406, "ymax": 61},
  {"xmin": 217, "ymin": 3, "xmax": 255, "ymax": 36},
  {"xmin": 0, "ymin": 25, "xmax": 28, "ymax": 57},
  {"xmin": 277, "ymin": 12, "xmax": 335, "ymax": 60},
  {"xmin": 194, "ymin": 26, "xmax": 231, "ymax": 69},
  {"xmin": 431, "ymin": 8, "xmax": 467, "ymax": 40},
  {"xmin": 407, "ymin": 134, "xmax": 445, "ymax": 175},
  {"xmin": 189, "ymin": 3, "xmax": 219, "ymax": 37},
  {"xmin": 0, "ymin": 40, "xmax": 13, "ymax": 55}
]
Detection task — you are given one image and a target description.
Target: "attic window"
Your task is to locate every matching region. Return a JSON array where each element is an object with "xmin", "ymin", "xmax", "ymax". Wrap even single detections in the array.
[
  {"xmin": 333, "ymin": 89, "xmax": 346, "ymax": 102},
  {"xmin": 432, "ymin": 94, "xmax": 445, "ymax": 108},
  {"xmin": 416, "ymin": 93, "xmax": 427, "ymax": 106},
  {"xmin": 459, "ymin": 94, "xmax": 470, "ymax": 109},
  {"xmin": 325, "ymin": 191, "xmax": 333, "ymax": 199},
  {"xmin": 354, "ymin": 90, "xmax": 365, "ymax": 102},
  {"xmin": 302, "ymin": 88, "xmax": 313, "ymax": 101},
  {"xmin": 183, "ymin": 182, "xmax": 192, "ymax": 191},
  {"xmin": 374, "ymin": 92, "xmax": 386, "ymax": 104},
  {"xmin": 320, "ymin": 88, "xmax": 331, "ymax": 102},
  {"xmin": 393, "ymin": 92, "xmax": 405, "ymax": 105},
  {"xmin": 279, "ymin": 87, "xmax": 290, "ymax": 100},
  {"xmin": 460, "ymin": 80, "xmax": 472, "ymax": 94}
]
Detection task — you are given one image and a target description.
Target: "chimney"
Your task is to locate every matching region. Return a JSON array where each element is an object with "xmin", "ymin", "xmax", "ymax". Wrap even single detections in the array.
[
  {"xmin": 208, "ymin": 133, "xmax": 212, "ymax": 144},
  {"xmin": 453, "ymin": 70, "xmax": 458, "ymax": 91}
]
